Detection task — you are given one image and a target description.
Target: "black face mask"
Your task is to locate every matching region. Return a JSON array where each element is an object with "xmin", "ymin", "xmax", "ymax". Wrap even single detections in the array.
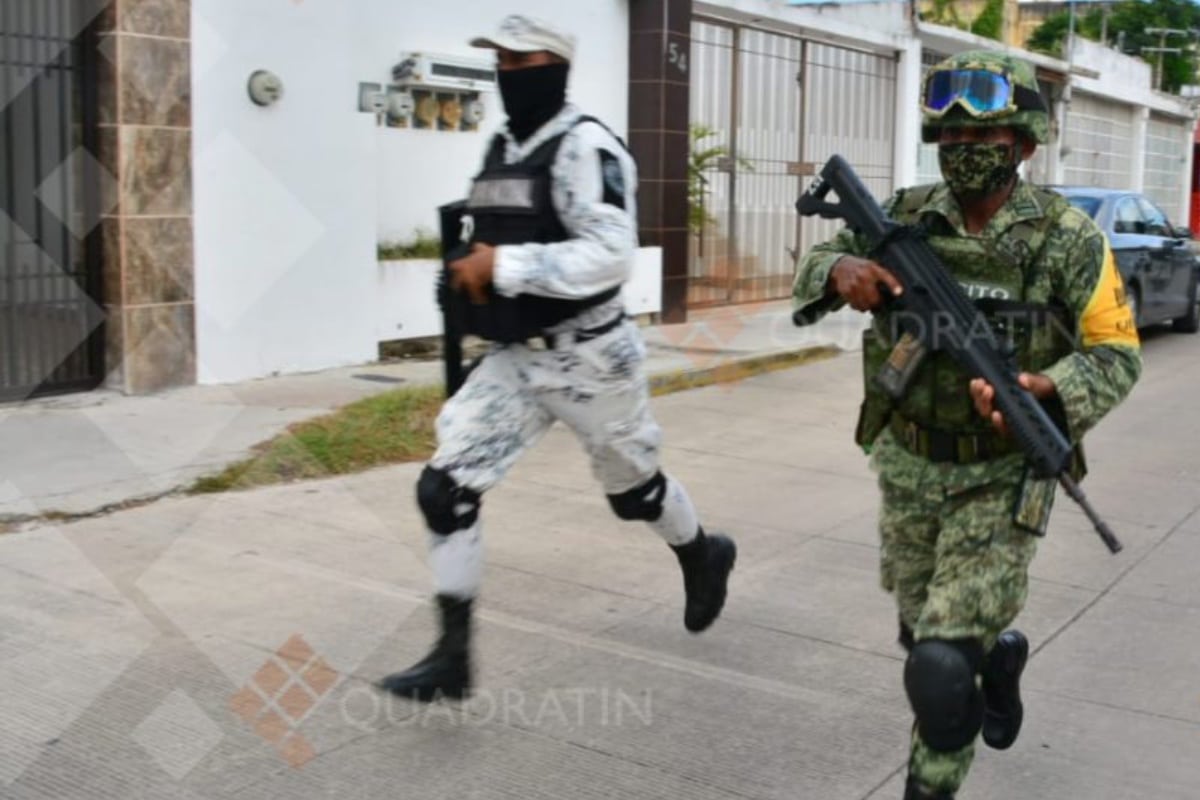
[{"xmin": 498, "ymin": 62, "xmax": 569, "ymax": 142}]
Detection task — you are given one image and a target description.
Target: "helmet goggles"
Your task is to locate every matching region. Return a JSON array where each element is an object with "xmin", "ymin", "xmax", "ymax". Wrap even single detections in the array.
[{"xmin": 922, "ymin": 68, "xmax": 1044, "ymax": 119}]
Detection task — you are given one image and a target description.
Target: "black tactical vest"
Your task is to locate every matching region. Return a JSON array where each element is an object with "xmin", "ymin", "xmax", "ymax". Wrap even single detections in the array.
[{"xmin": 450, "ymin": 115, "xmax": 623, "ymax": 342}]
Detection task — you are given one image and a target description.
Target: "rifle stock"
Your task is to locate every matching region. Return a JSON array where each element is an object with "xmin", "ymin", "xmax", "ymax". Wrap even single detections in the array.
[{"xmin": 796, "ymin": 155, "xmax": 1121, "ymax": 554}]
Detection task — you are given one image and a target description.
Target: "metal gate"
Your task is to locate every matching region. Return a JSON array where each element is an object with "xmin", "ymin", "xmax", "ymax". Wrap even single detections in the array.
[
  {"xmin": 689, "ymin": 20, "xmax": 896, "ymax": 306},
  {"xmin": 1, "ymin": 0, "xmax": 104, "ymax": 402},
  {"xmin": 1144, "ymin": 113, "xmax": 1189, "ymax": 225},
  {"xmin": 1063, "ymin": 91, "xmax": 1135, "ymax": 190}
]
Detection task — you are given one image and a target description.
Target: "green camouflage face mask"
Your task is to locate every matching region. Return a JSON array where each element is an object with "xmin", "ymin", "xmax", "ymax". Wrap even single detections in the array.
[{"xmin": 938, "ymin": 142, "xmax": 1018, "ymax": 199}]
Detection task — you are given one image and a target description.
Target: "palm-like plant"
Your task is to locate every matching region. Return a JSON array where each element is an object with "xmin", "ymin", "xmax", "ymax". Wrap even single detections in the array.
[
  {"xmin": 688, "ymin": 123, "xmax": 728, "ymax": 239},
  {"xmin": 688, "ymin": 123, "xmax": 752, "ymax": 243}
]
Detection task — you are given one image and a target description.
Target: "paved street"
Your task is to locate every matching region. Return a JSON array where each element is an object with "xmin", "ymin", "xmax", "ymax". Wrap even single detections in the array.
[{"xmin": 2, "ymin": 325, "xmax": 1198, "ymax": 799}]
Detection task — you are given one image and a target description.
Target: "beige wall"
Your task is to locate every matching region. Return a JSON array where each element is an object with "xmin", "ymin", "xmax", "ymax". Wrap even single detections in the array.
[{"xmin": 94, "ymin": 0, "xmax": 196, "ymax": 394}]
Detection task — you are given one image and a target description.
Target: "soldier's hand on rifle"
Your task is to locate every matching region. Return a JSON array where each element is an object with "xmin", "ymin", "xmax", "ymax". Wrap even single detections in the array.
[
  {"xmin": 828, "ymin": 256, "xmax": 904, "ymax": 311},
  {"xmin": 449, "ymin": 243, "xmax": 495, "ymax": 305},
  {"xmin": 970, "ymin": 374, "xmax": 1057, "ymax": 437}
]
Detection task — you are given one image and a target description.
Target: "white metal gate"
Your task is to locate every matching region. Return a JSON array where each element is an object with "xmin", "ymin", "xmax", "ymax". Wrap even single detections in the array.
[
  {"xmin": 1063, "ymin": 91, "xmax": 1135, "ymax": 189},
  {"xmin": 801, "ymin": 42, "xmax": 897, "ymax": 259},
  {"xmin": 689, "ymin": 19, "xmax": 896, "ymax": 306},
  {"xmin": 1144, "ymin": 113, "xmax": 1189, "ymax": 224}
]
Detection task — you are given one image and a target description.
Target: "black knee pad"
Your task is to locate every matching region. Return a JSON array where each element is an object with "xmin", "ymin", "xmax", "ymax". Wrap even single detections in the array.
[
  {"xmin": 416, "ymin": 466, "xmax": 481, "ymax": 535},
  {"xmin": 904, "ymin": 638, "xmax": 985, "ymax": 752},
  {"xmin": 606, "ymin": 472, "xmax": 667, "ymax": 522}
]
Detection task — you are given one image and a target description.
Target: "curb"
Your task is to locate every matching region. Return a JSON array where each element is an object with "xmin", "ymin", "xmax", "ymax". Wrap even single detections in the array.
[{"xmin": 648, "ymin": 344, "xmax": 842, "ymax": 397}]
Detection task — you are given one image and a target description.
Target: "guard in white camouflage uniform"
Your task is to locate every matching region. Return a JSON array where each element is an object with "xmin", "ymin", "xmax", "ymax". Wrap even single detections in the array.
[{"xmin": 378, "ymin": 15, "xmax": 738, "ymax": 701}]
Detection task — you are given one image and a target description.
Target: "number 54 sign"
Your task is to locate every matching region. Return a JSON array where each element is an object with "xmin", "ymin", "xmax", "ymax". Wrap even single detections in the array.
[{"xmin": 666, "ymin": 37, "xmax": 688, "ymax": 75}]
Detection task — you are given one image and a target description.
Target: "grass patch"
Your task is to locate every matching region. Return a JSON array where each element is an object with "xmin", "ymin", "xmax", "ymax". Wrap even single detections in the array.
[
  {"xmin": 189, "ymin": 345, "xmax": 839, "ymax": 495},
  {"xmin": 189, "ymin": 384, "xmax": 444, "ymax": 494}
]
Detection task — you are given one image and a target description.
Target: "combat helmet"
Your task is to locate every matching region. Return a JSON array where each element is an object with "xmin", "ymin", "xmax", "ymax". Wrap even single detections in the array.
[{"xmin": 921, "ymin": 50, "xmax": 1049, "ymax": 144}]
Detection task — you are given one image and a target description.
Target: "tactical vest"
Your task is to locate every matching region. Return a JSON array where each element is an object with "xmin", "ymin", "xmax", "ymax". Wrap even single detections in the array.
[
  {"xmin": 454, "ymin": 115, "xmax": 622, "ymax": 342},
  {"xmin": 858, "ymin": 183, "xmax": 1078, "ymax": 459}
]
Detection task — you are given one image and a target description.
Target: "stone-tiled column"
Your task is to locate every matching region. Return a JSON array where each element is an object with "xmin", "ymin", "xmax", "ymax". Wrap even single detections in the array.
[
  {"xmin": 93, "ymin": 0, "xmax": 194, "ymax": 393},
  {"xmin": 628, "ymin": 0, "xmax": 691, "ymax": 323}
]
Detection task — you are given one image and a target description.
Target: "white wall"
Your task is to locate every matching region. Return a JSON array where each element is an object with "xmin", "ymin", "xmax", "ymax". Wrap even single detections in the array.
[
  {"xmin": 377, "ymin": 249, "xmax": 663, "ymax": 341},
  {"xmin": 893, "ymin": 38, "xmax": 923, "ymax": 189},
  {"xmin": 1070, "ymin": 37, "xmax": 1152, "ymax": 95},
  {"xmin": 192, "ymin": 0, "xmax": 378, "ymax": 383},
  {"xmin": 192, "ymin": 0, "xmax": 633, "ymax": 384}
]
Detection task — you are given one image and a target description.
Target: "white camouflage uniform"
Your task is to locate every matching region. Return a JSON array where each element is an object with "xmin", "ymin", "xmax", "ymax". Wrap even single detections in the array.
[{"xmin": 428, "ymin": 104, "xmax": 700, "ymax": 598}]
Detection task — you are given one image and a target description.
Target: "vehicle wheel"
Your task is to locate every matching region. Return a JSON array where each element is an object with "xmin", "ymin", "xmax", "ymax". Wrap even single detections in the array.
[
  {"xmin": 1128, "ymin": 285, "xmax": 1142, "ymax": 329},
  {"xmin": 1171, "ymin": 273, "xmax": 1199, "ymax": 333}
]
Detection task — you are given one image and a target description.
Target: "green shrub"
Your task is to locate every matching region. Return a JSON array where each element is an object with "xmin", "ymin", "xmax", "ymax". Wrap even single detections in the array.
[{"xmin": 378, "ymin": 229, "xmax": 441, "ymax": 260}]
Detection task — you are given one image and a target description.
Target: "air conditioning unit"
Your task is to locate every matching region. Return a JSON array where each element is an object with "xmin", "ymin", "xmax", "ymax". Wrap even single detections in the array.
[{"xmin": 392, "ymin": 52, "xmax": 497, "ymax": 92}]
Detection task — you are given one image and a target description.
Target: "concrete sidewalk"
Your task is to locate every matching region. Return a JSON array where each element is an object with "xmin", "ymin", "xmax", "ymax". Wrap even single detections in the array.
[
  {"xmin": 0, "ymin": 302, "xmax": 865, "ymax": 521},
  {"xmin": 0, "ymin": 323, "xmax": 1197, "ymax": 799}
]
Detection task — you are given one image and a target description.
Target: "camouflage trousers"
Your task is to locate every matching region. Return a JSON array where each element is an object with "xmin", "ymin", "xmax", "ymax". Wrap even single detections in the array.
[{"xmin": 879, "ymin": 475, "xmax": 1039, "ymax": 794}]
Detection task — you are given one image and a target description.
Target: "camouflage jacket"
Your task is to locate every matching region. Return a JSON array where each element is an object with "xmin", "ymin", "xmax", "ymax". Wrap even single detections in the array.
[{"xmin": 792, "ymin": 179, "xmax": 1142, "ymax": 491}]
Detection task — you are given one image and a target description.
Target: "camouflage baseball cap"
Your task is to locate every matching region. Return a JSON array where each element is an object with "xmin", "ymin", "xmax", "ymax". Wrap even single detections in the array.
[{"xmin": 921, "ymin": 50, "xmax": 1049, "ymax": 144}]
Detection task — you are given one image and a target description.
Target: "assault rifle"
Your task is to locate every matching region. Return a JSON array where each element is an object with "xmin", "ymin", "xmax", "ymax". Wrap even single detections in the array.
[
  {"xmin": 795, "ymin": 155, "xmax": 1121, "ymax": 554},
  {"xmin": 438, "ymin": 200, "xmax": 470, "ymax": 398}
]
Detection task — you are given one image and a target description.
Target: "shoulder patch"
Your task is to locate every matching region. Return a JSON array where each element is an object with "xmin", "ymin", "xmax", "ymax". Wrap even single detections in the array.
[{"xmin": 598, "ymin": 149, "xmax": 626, "ymax": 209}]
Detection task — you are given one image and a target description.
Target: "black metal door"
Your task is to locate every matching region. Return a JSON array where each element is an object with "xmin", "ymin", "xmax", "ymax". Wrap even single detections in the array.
[{"xmin": 1, "ymin": 0, "xmax": 105, "ymax": 402}]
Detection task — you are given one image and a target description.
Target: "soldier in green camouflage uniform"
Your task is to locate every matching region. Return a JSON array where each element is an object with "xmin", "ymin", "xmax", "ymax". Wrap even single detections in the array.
[{"xmin": 791, "ymin": 51, "xmax": 1141, "ymax": 799}]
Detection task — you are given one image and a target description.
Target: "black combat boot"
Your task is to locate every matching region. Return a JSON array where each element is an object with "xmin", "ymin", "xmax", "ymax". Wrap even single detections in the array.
[
  {"xmin": 670, "ymin": 529, "xmax": 736, "ymax": 633},
  {"xmin": 981, "ymin": 629, "xmax": 1029, "ymax": 750},
  {"xmin": 904, "ymin": 776, "xmax": 955, "ymax": 800},
  {"xmin": 376, "ymin": 595, "xmax": 472, "ymax": 701}
]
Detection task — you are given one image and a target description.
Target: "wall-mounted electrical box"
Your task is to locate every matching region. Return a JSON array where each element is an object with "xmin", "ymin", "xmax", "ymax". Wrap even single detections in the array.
[
  {"xmin": 392, "ymin": 52, "xmax": 497, "ymax": 93},
  {"xmin": 380, "ymin": 52, "xmax": 494, "ymax": 131}
]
